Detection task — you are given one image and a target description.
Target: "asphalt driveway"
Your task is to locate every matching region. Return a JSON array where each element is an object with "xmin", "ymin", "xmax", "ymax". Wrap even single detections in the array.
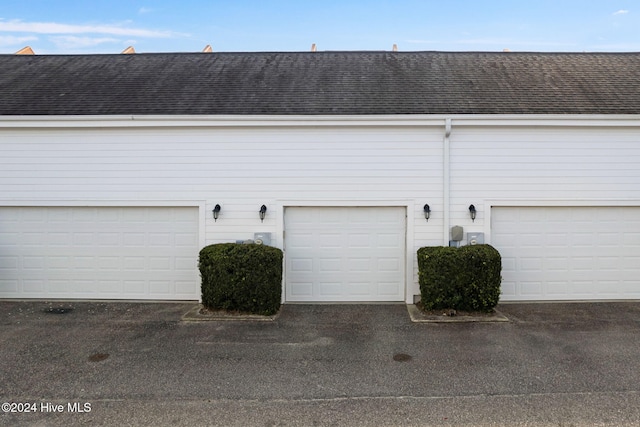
[{"xmin": 1, "ymin": 301, "xmax": 639, "ymax": 426}]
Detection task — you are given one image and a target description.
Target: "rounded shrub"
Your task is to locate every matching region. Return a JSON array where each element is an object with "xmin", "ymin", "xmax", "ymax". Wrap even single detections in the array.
[
  {"xmin": 199, "ymin": 243, "xmax": 283, "ymax": 315},
  {"xmin": 458, "ymin": 244, "xmax": 502, "ymax": 312},
  {"xmin": 417, "ymin": 244, "xmax": 501, "ymax": 312}
]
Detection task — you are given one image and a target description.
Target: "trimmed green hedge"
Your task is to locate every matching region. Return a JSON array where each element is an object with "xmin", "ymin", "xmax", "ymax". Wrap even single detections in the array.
[
  {"xmin": 417, "ymin": 244, "xmax": 501, "ymax": 312},
  {"xmin": 199, "ymin": 243, "xmax": 283, "ymax": 315}
]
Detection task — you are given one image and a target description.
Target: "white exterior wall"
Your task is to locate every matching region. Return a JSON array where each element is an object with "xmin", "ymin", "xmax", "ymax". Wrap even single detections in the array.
[
  {"xmin": 448, "ymin": 123, "xmax": 640, "ymax": 239},
  {"xmin": 1, "ymin": 115, "xmax": 640, "ymax": 302},
  {"xmin": 0, "ymin": 117, "xmax": 447, "ymax": 302}
]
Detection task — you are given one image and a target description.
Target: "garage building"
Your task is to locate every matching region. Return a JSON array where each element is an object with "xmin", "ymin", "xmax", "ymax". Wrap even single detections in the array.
[{"xmin": 1, "ymin": 51, "xmax": 639, "ymax": 302}]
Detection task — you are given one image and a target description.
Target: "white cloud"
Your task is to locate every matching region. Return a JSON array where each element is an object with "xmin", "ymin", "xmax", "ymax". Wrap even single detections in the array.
[
  {"xmin": 613, "ymin": 10, "xmax": 629, "ymax": 15},
  {"xmin": 0, "ymin": 35, "xmax": 37, "ymax": 47},
  {"xmin": 50, "ymin": 35, "xmax": 120, "ymax": 49},
  {"xmin": 591, "ymin": 42, "xmax": 640, "ymax": 50},
  {"xmin": 456, "ymin": 38, "xmax": 574, "ymax": 47},
  {"xmin": 407, "ymin": 37, "xmax": 574, "ymax": 48},
  {"xmin": 0, "ymin": 19, "xmax": 181, "ymax": 38},
  {"xmin": 138, "ymin": 7, "xmax": 153, "ymax": 15},
  {"xmin": 405, "ymin": 39, "xmax": 439, "ymax": 45}
]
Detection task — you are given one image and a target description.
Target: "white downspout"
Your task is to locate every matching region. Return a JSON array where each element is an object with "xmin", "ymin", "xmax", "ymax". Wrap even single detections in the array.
[{"xmin": 443, "ymin": 118, "xmax": 452, "ymax": 246}]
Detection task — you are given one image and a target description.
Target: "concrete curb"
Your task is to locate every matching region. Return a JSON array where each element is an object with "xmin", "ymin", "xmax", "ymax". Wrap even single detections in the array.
[
  {"xmin": 406, "ymin": 304, "xmax": 510, "ymax": 323},
  {"xmin": 181, "ymin": 304, "xmax": 280, "ymax": 322}
]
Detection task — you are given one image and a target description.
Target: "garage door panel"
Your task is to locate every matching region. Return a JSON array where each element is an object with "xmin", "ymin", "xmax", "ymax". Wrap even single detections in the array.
[
  {"xmin": 291, "ymin": 258, "xmax": 313, "ymax": 272},
  {"xmin": 320, "ymin": 258, "xmax": 341, "ymax": 272},
  {"xmin": 0, "ymin": 255, "xmax": 18, "ymax": 269},
  {"xmin": 520, "ymin": 281, "xmax": 543, "ymax": 296},
  {"xmin": 378, "ymin": 258, "xmax": 399, "ymax": 272},
  {"xmin": 319, "ymin": 282, "xmax": 343, "ymax": 296},
  {"xmin": 291, "ymin": 282, "xmax": 313, "ymax": 296},
  {"xmin": 176, "ymin": 233, "xmax": 198, "ymax": 247},
  {"xmin": 349, "ymin": 282, "xmax": 370, "ymax": 295},
  {"xmin": 624, "ymin": 233, "xmax": 640, "ymax": 245},
  {"xmin": 285, "ymin": 206, "xmax": 405, "ymax": 302},
  {"xmin": 546, "ymin": 282, "xmax": 569, "ymax": 296},
  {"xmin": 493, "ymin": 206, "xmax": 640, "ymax": 300},
  {"xmin": 501, "ymin": 281, "xmax": 516, "ymax": 297},
  {"xmin": 17, "ymin": 280, "xmax": 36, "ymax": 293},
  {"xmin": 98, "ymin": 256, "xmax": 119, "ymax": 270},
  {"xmin": 621, "ymin": 281, "xmax": 639, "ymax": 293},
  {"xmin": 319, "ymin": 234, "xmax": 341, "ymax": 249},
  {"xmin": 124, "ymin": 281, "xmax": 146, "ymax": 295},
  {"xmin": 596, "ymin": 257, "xmax": 619, "ymax": 270},
  {"xmin": 598, "ymin": 233, "xmax": 619, "ymax": 246},
  {"xmin": 519, "ymin": 257, "xmax": 542, "ymax": 271},
  {"xmin": 348, "ymin": 233, "xmax": 370, "ymax": 248},
  {"xmin": 348, "ymin": 258, "xmax": 370, "ymax": 272},
  {"xmin": 0, "ymin": 232, "xmax": 19, "ymax": 245},
  {"xmin": 378, "ymin": 233, "xmax": 403, "ymax": 248},
  {"xmin": 98, "ymin": 232, "xmax": 120, "ymax": 246},
  {"xmin": 625, "ymin": 256, "xmax": 640, "ymax": 268},
  {"xmin": 150, "ymin": 280, "xmax": 171, "ymax": 294},
  {"xmin": 547, "ymin": 257, "xmax": 569, "ymax": 271},
  {"xmin": 519, "ymin": 234, "xmax": 544, "ymax": 247},
  {"xmin": 0, "ymin": 207, "xmax": 199, "ymax": 300}
]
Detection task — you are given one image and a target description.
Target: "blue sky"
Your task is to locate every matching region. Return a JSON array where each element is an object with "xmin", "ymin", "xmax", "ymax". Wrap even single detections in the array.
[{"xmin": 1, "ymin": 0, "xmax": 638, "ymax": 54}]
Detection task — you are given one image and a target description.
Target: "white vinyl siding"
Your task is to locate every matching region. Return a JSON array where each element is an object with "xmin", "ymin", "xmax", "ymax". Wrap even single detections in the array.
[
  {"xmin": 449, "ymin": 126, "xmax": 640, "ymax": 226},
  {"xmin": 0, "ymin": 126, "xmax": 443, "ymax": 248}
]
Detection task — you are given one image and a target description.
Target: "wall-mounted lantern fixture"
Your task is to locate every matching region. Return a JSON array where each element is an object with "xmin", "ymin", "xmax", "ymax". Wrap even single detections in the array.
[
  {"xmin": 469, "ymin": 204, "xmax": 477, "ymax": 222},
  {"xmin": 212, "ymin": 204, "xmax": 221, "ymax": 222},
  {"xmin": 259, "ymin": 205, "xmax": 267, "ymax": 222},
  {"xmin": 423, "ymin": 204, "xmax": 431, "ymax": 221}
]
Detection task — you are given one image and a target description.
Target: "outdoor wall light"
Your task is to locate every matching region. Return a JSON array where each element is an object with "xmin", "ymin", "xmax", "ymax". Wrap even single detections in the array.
[
  {"xmin": 423, "ymin": 204, "xmax": 431, "ymax": 221},
  {"xmin": 469, "ymin": 204, "xmax": 477, "ymax": 222},
  {"xmin": 212, "ymin": 204, "xmax": 221, "ymax": 222},
  {"xmin": 259, "ymin": 205, "xmax": 267, "ymax": 222}
]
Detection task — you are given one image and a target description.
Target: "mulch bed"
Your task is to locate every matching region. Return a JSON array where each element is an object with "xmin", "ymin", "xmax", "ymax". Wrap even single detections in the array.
[
  {"xmin": 182, "ymin": 304, "xmax": 279, "ymax": 321},
  {"xmin": 409, "ymin": 302, "xmax": 509, "ymax": 322}
]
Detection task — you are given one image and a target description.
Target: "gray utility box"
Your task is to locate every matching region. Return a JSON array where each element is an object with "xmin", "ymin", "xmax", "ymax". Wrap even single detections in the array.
[
  {"xmin": 254, "ymin": 233, "xmax": 272, "ymax": 246},
  {"xmin": 467, "ymin": 232, "xmax": 484, "ymax": 245},
  {"xmin": 451, "ymin": 226, "xmax": 464, "ymax": 241},
  {"xmin": 449, "ymin": 226, "xmax": 464, "ymax": 247}
]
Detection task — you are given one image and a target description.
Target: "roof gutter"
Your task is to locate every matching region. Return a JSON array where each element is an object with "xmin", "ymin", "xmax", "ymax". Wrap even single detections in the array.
[{"xmin": 1, "ymin": 114, "xmax": 640, "ymax": 128}]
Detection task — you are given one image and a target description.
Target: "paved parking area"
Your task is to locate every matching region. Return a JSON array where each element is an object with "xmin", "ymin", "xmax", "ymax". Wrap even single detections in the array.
[{"xmin": 1, "ymin": 301, "xmax": 640, "ymax": 426}]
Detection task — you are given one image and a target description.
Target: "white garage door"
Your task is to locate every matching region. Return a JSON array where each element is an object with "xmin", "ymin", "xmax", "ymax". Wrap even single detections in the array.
[
  {"xmin": 492, "ymin": 206, "xmax": 640, "ymax": 301},
  {"xmin": 285, "ymin": 206, "xmax": 406, "ymax": 302},
  {"xmin": 0, "ymin": 207, "xmax": 199, "ymax": 300}
]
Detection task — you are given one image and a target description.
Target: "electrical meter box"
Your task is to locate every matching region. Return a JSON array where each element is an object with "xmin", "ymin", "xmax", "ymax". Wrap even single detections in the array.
[
  {"xmin": 451, "ymin": 226, "xmax": 464, "ymax": 241},
  {"xmin": 254, "ymin": 232, "xmax": 272, "ymax": 246},
  {"xmin": 467, "ymin": 232, "xmax": 484, "ymax": 245},
  {"xmin": 449, "ymin": 226, "xmax": 464, "ymax": 247}
]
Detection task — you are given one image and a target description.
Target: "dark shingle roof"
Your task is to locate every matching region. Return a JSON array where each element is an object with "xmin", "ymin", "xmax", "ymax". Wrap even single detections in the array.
[{"xmin": 1, "ymin": 51, "xmax": 639, "ymax": 115}]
